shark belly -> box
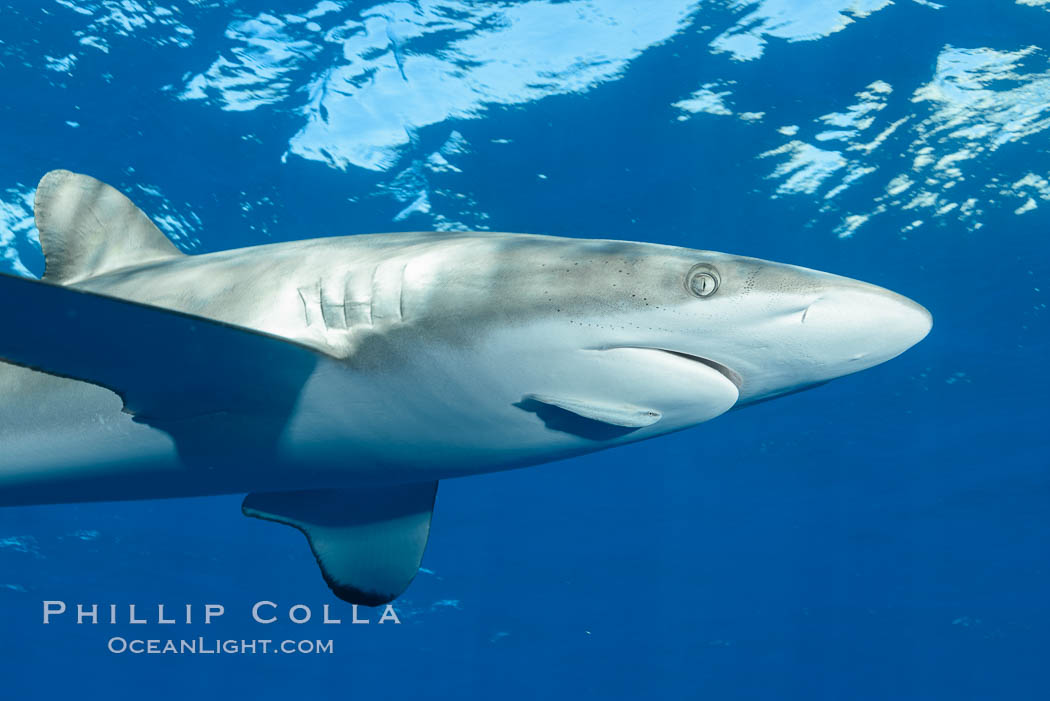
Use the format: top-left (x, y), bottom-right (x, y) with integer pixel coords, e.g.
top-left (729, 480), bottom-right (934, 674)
top-left (277, 324), bottom-right (740, 482)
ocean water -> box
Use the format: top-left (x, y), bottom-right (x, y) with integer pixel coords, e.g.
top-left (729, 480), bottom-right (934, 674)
top-left (0, 0), bottom-right (1047, 698)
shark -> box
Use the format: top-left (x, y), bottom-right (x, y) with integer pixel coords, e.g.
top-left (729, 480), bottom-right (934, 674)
top-left (0, 171), bottom-right (932, 605)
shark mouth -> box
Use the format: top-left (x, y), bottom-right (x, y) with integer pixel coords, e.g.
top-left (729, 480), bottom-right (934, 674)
top-left (588, 346), bottom-right (743, 392)
top-left (592, 346), bottom-right (743, 390)
top-left (642, 348), bottom-right (743, 390)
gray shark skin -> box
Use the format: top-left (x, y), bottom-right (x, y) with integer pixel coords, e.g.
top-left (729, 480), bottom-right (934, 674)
top-left (0, 171), bottom-right (932, 605)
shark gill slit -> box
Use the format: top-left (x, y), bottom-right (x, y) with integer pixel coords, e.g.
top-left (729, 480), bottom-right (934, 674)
top-left (345, 269), bottom-right (373, 329)
top-left (368, 259), bottom-right (407, 325)
top-left (397, 261), bottom-right (407, 322)
top-left (369, 264), bottom-right (380, 326)
top-left (320, 279), bottom-right (347, 332)
top-left (296, 287), bottom-right (311, 326)
top-left (296, 283), bottom-right (321, 328)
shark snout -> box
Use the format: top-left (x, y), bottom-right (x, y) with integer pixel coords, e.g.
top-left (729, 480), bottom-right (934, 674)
top-left (800, 285), bottom-right (932, 368)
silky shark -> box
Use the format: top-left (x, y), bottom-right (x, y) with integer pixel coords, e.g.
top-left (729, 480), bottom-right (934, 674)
top-left (0, 171), bottom-right (932, 605)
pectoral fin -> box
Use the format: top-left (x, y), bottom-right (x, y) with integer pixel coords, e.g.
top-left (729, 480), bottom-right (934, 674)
top-left (242, 482), bottom-right (438, 606)
top-left (523, 393), bottom-right (662, 428)
top-left (0, 272), bottom-right (320, 423)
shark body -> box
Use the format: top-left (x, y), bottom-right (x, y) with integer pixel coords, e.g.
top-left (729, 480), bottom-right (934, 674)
top-left (0, 171), bottom-right (932, 604)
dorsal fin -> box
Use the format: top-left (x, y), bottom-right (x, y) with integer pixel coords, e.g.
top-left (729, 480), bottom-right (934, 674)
top-left (34, 170), bottom-right (185, 284)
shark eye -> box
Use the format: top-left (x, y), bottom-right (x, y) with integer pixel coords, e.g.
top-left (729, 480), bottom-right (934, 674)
top-left (687, 266), bottom-right (719, 298)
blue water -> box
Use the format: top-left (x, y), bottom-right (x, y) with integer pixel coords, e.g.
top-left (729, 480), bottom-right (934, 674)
top-left (1, 1), bottom-right (1048, 698)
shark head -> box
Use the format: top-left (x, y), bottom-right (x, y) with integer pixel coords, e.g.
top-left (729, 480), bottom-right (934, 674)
top-left (579, 245), bottom-right (935, 408)
top-left (383, 234), bottom-right (931, 453)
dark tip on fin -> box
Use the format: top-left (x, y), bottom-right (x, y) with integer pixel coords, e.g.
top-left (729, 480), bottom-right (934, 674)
top-left (241, 483), bottom-right (437, 607)
top-left (328, 582), bottom-right (396, 608)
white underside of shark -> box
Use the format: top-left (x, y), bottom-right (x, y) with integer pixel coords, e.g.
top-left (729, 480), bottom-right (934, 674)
top-left (0, 171), bottom-right (932, 605)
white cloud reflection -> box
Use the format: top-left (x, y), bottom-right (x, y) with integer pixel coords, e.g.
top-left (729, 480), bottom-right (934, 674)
top-left (22, 0), bottom-right (1050, 239)
top-left (709, 0), bottom-right (895, 62)
top-left (181, 0), bottom-right (700, 171)
top-left (756, 44), bottom-right (1050, 236)
top-left (55, 0), bottom-right (196, 54)
top-left (0, 188), bottom-right (37, 276)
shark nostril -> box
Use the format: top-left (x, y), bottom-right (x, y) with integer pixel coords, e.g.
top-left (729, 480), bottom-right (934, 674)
top-left (800, 296), bottom-right (823, 325)
top-left (796, 289), bottom-right (932, 362)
